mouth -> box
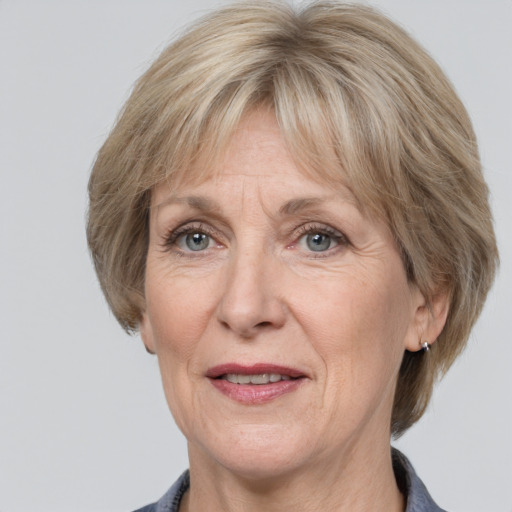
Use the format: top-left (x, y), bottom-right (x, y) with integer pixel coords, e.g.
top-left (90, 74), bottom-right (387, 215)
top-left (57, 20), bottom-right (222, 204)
top-left (222, 373), bottom-right (295, 385)
top-left (206, 364), bottom-right (307, 404)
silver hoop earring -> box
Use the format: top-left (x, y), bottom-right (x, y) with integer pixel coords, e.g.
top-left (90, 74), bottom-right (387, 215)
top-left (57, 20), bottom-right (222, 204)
top-left (421, 341), bottom-right (430, 352)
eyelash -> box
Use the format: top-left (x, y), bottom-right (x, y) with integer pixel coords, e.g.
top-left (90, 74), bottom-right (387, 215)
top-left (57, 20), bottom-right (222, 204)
top-left (292, 223), bottom-right (349, 256)
top-left (162, 222), bottom-right (219, 254)
top-left (160, 221), bottom-right (349, 257)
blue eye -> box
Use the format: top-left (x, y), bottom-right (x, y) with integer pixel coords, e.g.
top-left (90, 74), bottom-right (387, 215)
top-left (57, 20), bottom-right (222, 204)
top-left (304, 233), bottom-right (336, 252)
top-left (183, 232), bottom-right (211, 251)
top-left (306, 233), bottom-right (333, 251)
top-left (296, 226), bottom-right (346, 254)
top-left (163, 223), bottom-right (219, 254)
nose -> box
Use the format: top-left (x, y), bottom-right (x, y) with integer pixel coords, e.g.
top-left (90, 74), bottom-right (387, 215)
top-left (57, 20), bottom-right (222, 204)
top-left (216, 247), bottom-right (286, 338)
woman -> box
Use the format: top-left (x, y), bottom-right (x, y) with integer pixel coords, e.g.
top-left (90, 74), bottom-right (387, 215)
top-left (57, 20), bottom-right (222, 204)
top-left (87, 2), bottom-right (498, 511)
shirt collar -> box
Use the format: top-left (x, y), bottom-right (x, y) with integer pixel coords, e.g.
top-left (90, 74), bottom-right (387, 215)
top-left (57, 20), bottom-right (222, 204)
top-left (153, 449), bottom-right (446, 512)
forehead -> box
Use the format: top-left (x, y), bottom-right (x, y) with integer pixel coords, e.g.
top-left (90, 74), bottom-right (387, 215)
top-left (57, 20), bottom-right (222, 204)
top-left (153, 108), bottom-right (361, 210)
top-left (152, 109), bottom-right (359, 211)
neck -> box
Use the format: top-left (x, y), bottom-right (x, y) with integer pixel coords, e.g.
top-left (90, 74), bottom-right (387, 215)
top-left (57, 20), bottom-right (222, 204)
top-left (181, 441), bottom-right (404, 512)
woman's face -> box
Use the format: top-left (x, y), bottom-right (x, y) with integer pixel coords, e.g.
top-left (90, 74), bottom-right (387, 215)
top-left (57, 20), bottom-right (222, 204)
top-left (141, 109), bottom-right (427, 479)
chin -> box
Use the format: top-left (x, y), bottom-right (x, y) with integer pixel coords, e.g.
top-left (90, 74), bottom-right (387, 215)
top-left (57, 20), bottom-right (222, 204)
top-left (191, 423), bottom-right (315, 481)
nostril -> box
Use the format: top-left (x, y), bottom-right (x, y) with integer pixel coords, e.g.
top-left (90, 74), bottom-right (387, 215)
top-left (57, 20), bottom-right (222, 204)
top-left (255, 321), bottom-right (272, 328)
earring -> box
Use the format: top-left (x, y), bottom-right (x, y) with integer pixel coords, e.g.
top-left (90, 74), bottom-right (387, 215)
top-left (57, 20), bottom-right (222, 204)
top-left (421, 341), bottom-right (430, 352)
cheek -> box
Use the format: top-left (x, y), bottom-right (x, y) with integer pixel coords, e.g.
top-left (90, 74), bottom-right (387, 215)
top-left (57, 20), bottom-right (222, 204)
top-left (144, 276), bottom-right (217, 433)
top-left (290, 267), bottom-right (411, 397)
top-left (145, 272), bottom-right (218, 373)
top-left (293, 267), bottom-right (410, 347)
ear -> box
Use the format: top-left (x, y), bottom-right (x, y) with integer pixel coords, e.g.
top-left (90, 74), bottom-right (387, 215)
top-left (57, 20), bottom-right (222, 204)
top-left (405, 287), bottom-right (450, 352)
top-left (139, 311), bottom-right (156, 355)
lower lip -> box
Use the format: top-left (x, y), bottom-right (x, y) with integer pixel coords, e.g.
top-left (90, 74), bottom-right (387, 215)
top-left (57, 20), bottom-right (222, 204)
top-left (209, 378), bottom-right (304, 404)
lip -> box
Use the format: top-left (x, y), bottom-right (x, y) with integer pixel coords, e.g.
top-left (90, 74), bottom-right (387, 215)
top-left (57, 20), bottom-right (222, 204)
top-left (206, 363), bottom-right (308, 405)
top-left (206, 363), bottom-right (307, 379)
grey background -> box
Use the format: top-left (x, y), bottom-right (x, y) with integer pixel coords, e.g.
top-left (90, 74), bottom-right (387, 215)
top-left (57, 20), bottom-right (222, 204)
top-left (0, 1), bottom-right (510, 511)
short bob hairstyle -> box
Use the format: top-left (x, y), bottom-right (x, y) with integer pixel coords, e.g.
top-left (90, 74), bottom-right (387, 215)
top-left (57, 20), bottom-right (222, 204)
top-left (87, 1), bottom-right (498, 436)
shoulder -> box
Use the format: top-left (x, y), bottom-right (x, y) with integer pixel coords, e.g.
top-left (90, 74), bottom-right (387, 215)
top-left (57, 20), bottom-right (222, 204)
top-left (132, 505), bottom-right (157, 512)
top-left (392, 448), bottom-right (448, 512)
top-left (130, 470), bottom-right (190, 512)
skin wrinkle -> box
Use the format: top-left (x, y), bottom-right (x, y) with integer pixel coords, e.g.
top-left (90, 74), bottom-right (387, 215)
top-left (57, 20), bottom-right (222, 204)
top-left (140, 110), bottom-right (431, 512)
top-left (82, 6), bottom-right (499, 506)
top-left (154, 192), bottom-right (367, 259)
top-left (85, 0), bottom-right (496, 437)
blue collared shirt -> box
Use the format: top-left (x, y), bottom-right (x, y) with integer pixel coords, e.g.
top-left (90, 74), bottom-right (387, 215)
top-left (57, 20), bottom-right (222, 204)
top-left (133, 449), bottom-right (446, 512)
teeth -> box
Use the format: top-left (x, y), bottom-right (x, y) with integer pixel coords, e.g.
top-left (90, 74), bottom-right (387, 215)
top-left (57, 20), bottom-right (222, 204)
top-left (238, 374), bottom-right (251, 385)
top-left (224, 373), bottom-right (294, 385)
top-left (249, 374), bottom-right (268, 385)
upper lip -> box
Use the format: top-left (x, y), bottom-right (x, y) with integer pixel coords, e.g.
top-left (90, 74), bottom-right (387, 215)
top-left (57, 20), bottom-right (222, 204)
top-left (206, 363), bottom-right (307, 379)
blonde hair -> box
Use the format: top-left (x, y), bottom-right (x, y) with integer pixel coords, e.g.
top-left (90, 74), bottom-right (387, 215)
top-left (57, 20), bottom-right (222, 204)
top-left (87, 1), bottom-right (498, 435)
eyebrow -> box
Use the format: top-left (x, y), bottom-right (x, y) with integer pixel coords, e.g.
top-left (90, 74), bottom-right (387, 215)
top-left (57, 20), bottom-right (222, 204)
top-left (278, 197), bottom-right (327, 216)
top-left (155, 193), bottom-right (359, 216)
top-left (155, 195), bottom-right (221, 212)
